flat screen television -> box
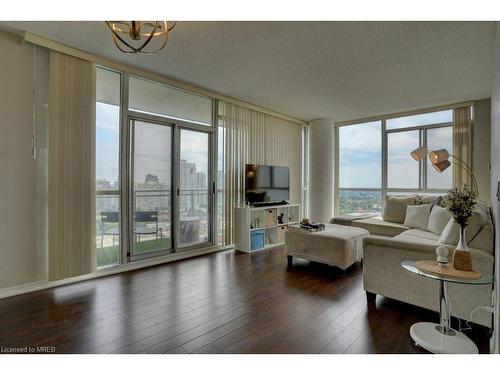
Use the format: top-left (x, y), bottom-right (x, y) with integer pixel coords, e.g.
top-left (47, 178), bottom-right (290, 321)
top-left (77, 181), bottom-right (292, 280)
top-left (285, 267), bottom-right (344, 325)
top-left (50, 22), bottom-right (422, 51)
top-left (245, 164), bottom-right (290, 204)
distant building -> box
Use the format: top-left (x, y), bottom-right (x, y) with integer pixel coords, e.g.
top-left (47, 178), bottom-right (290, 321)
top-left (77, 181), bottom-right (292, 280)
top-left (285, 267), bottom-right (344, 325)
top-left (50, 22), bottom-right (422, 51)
top-left (145, 174), bottom-right (160, 184)
top-left (96, 179), bottom-right (112, 190)
top-left (179, 159), bottom-right (209, 212)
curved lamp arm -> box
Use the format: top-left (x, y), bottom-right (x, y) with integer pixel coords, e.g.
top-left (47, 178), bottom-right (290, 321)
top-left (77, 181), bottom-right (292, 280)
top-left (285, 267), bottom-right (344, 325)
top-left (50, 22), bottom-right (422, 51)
top-left (448, 154), bottom-right (478, 194)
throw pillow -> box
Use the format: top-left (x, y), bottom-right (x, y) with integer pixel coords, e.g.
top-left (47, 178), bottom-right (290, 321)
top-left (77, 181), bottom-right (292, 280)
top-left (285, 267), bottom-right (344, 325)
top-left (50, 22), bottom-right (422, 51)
top-left (403, 204), bottom-right (432, 230)
top-left (383, 195), bottom-right (417, 224)
top-left (427, 205), bottom-right (452, 235)
top-left (437, 205), bottom-right (487, 246)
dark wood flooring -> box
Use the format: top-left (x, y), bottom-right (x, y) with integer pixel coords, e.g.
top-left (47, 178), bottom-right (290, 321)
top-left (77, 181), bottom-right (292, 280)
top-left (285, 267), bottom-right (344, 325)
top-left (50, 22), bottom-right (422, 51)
top-left (0, 246), bottom-right (491, 354)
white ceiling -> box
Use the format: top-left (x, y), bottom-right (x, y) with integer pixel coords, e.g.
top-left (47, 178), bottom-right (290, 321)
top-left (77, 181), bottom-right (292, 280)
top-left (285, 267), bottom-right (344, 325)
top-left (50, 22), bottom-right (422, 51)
top-left (1, 21), bottom-right (495, 122)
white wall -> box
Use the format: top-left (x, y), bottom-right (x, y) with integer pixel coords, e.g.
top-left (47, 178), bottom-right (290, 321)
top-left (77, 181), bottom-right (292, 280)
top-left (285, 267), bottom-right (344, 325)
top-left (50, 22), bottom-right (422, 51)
top-left (308, 118), bottom-right (334, 223)
top-left (0, 31), bottom-right (47, 288)
top-left (490, 22), bottom-right (500, 354)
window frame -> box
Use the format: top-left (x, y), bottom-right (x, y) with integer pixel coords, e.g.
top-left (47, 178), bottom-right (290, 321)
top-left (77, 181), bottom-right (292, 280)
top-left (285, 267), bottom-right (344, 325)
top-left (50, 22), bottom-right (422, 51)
top-left (128, 74), bottom-right (214, 127)
top-left (335, 108), bottom-right (455, 216)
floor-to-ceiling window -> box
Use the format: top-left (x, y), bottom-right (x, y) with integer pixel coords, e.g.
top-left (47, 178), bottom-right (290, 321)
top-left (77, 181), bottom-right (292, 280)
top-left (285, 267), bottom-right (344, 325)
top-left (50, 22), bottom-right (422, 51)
top-left (95, 68), bottom-right (216, 267)
top-left (301, 125), bottom-right (310, 218)
top-left (216, 124), bottom-right (225, 245)
top-left (338, 120), bottom-right (382, 215)
top-left (95, 67), bottom-right (122, 267)
top-left (336, 109), bottom-right (455, 215)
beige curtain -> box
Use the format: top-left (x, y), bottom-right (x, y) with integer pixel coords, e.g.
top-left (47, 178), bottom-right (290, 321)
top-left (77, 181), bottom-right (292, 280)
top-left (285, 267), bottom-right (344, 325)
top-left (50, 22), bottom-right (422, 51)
top-left (48, 51), bottom-right (96, 280)
top-left (453, 106), bottom-right (472, 188)
top-left (219, 101), bottom-right (302, 245)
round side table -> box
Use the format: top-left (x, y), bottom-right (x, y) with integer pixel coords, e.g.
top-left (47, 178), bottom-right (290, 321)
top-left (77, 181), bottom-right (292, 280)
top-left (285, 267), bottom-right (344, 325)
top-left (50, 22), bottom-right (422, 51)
top-left (401, 260), bottom-right (494, 354)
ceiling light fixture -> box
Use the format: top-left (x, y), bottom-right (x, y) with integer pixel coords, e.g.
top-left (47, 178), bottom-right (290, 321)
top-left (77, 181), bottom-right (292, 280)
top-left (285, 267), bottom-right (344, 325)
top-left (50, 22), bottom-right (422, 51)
top-left (105, 21), bottom-right (176, 54)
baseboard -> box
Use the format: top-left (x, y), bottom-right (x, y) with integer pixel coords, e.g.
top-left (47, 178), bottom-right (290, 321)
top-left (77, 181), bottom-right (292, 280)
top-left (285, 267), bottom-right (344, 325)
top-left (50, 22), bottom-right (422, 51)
top-left (0, 244), bottom-right (234, 299)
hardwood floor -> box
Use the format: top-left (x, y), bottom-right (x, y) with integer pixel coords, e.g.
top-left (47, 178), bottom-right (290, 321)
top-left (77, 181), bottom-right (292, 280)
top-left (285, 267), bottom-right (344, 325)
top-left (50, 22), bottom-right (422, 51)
top-left (0, 246), bottom-right (491, 354)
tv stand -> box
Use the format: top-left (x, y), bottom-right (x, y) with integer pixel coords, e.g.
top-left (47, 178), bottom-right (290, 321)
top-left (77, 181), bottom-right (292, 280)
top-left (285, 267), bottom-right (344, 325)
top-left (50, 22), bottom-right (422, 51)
top-left (234, 203), bottom-right (300, 252)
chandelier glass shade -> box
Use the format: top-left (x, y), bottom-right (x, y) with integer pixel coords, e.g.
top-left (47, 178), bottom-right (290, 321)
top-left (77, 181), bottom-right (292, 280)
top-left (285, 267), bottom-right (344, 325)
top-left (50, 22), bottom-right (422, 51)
top-left (105, 21), bottom-right (176, 54)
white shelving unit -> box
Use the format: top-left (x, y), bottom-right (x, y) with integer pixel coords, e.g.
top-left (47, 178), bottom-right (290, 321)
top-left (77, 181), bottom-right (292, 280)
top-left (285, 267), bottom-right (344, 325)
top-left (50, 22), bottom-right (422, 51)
top-left (234, 203), bottom-right (300, 253)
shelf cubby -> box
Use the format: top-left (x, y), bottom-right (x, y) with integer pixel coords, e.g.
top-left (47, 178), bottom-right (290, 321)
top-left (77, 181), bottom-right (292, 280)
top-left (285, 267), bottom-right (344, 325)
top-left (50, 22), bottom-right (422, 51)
top-left (234, 203), bottom-right (301, 253)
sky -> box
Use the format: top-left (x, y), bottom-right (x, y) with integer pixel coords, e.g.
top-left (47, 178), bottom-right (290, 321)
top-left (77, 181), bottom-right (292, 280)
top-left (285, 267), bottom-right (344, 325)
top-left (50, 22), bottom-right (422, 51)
top-left (386, 109), bottom-right (452, 130)
top-left (339, 121), bottom-right (381, 188)
top-left (96, 102), bottom-right (210, 186)
top-left (96, 102), bottom-right (120, 184)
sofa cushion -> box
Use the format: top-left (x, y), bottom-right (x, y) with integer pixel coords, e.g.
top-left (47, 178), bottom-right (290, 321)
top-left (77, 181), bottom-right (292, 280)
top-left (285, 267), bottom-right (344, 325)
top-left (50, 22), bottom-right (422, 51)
top-left (382, 195), bottom-right (417, 223)
top-left (393, 228), bottom-right (441, 246)
top-left (469, 224), bottom-right (494, 254)
top-left (469, 205), bottom-right (494, 253)
top-left (351, 217), bottom-right (409, 237)
top-left (403, 204), bottom-right (432, 230)
top-left (427, 205), bottom-right (452, 235)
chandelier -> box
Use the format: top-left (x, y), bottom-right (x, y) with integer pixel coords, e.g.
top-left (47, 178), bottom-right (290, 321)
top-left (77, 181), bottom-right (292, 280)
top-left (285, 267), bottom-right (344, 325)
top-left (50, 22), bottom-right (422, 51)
top-left (105, 21), bottom-right (176, 54)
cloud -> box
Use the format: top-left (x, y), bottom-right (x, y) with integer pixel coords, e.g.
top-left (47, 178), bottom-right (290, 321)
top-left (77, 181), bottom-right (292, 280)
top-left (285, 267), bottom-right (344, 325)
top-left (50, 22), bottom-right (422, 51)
top-left (96, 102), bottom-right (120, 134)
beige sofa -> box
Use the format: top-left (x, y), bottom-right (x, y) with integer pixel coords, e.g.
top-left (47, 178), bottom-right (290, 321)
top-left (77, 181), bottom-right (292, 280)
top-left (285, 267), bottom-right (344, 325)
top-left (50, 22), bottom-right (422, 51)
top-left (333, 195), bottom-right (495, 327)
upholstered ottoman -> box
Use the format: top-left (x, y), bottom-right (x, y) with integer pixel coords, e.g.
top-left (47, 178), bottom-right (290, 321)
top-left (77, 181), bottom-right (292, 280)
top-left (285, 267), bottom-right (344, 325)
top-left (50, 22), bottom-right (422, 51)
top-left (284, 224), bottom-right (369, 270)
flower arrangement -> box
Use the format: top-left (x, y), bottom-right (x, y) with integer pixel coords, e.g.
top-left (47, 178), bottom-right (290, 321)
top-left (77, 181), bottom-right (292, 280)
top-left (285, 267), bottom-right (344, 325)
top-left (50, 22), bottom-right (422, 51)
top-left (442, 186), bottom-right (478, 226)
top-left (442, 186), bottom-right (478, 271)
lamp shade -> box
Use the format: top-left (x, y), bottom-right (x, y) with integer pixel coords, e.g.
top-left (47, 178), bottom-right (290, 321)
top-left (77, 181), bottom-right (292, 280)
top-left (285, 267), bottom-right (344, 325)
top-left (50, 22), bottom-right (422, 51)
top-left (432, 160), bottom-right (451, 173)
top-left (428, 149), bottom-right (449, 164)
top-left (410, 146), bottom-right (427, 161)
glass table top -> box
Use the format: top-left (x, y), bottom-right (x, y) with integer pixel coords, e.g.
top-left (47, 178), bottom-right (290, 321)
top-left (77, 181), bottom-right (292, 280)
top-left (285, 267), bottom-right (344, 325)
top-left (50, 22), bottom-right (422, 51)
top-left (401, 260), bottom-right (494, 285)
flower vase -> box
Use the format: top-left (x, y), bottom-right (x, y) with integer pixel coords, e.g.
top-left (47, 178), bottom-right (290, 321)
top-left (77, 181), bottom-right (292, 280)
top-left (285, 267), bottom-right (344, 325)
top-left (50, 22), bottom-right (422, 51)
top-left (453, 223), bottom-right (473, 271)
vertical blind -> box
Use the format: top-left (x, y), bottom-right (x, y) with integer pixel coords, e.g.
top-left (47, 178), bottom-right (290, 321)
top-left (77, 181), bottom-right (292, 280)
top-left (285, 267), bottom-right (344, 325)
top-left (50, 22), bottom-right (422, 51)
top-left (218, 101), bottom-right (302, 245)
top-left (453, 106), bottom-right (472, 188)
top-left (48, 51), bottom-right (96, 280)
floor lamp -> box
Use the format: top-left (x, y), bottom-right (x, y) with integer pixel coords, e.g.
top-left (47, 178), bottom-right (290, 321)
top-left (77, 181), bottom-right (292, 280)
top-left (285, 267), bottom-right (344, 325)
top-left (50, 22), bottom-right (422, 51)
top-left (410, 146), bottom-right (479, 272)
top-left (409, 146), bottom-right (478, 194)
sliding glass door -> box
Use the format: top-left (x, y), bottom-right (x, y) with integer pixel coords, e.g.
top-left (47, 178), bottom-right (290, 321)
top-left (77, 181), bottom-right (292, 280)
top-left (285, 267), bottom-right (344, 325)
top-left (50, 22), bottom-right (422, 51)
top-left (127, 118), bottom-right (213, 259)
top-left (178, 129), bottom-right (211, 248)
top-left (130, 119), bottom-right (174, 258)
